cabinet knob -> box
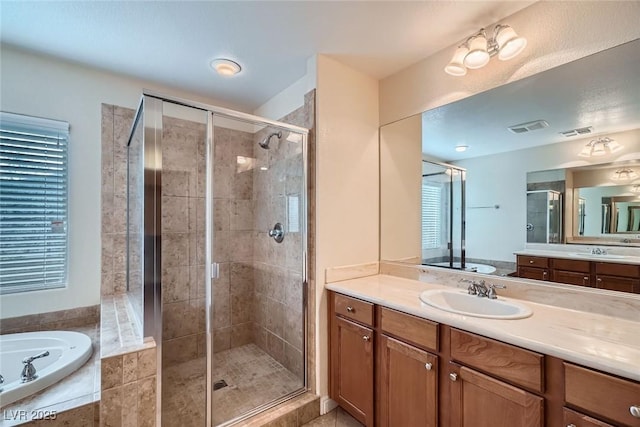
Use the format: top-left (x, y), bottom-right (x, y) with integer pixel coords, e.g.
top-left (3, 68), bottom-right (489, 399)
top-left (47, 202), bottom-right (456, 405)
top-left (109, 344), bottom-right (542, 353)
top-left (543, 271), bottom-right (548, 279)
top-left (449, 373), bottom-right (458, 382)
top-left (346, 306), bottom-right (354, 312)
top-left (631, 405), bottom-right (640, 418)
top-left (362, 335), bottom-right (370, 341)
top-left (424, 363), bottom-right (432, 371)
top-left (529, 260), bottom-right (534, 264)
top-left (566, 424), bottom-right (576, 427)
top-left (597, 278), bottom-right (602, 283)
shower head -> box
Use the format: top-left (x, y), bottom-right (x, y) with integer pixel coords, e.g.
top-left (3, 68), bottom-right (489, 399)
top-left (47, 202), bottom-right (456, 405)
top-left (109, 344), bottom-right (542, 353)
top-left (259, 131), bottom-right (282, 149)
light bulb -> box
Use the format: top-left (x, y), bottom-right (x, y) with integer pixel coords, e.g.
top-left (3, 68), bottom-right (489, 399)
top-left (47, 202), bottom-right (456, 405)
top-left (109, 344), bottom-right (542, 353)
top-left (496, 26), bottom-right (527, 60)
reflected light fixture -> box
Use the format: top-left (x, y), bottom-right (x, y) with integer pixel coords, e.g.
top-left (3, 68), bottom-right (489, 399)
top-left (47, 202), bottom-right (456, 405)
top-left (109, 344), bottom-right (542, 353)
top-left (611, 168), bottom-right (638, 181)
top-left (578, 136), bottom-right (622, 157)
top-left (631, 185), bottom-right (640, 193)
top-left (210, 58), bottom-right (242, 76)
top-left (445, 24), bottom-right (526, 76)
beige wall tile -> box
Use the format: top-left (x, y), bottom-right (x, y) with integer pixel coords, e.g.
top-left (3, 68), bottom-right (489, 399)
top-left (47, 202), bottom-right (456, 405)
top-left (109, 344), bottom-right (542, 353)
top-left (137, 376), bottom-right (157, 427)
top-left (162, 266), bottom-right (190, 303)
top-left (100, 386), bottom-right (123, 427)
top-left (123, 353), bottom-right (138, 384)
top-left (137, 348), bottom-right (156, 379)
top-left (101, 355), bottom-right (123, 390)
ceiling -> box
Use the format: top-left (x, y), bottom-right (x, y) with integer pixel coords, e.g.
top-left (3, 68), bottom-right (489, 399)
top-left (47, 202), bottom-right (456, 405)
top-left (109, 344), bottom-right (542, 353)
top-left (422, 39), bottom-right (640, 161)
top-left (0, 1), bottom-right (534, 112)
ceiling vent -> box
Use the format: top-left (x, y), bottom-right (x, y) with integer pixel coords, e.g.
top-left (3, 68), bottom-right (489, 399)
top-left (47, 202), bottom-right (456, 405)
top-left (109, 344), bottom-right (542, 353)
top-left (560, 126), bottom-right (594, 137)
top-left (508, 120), bottom-right (549, 134)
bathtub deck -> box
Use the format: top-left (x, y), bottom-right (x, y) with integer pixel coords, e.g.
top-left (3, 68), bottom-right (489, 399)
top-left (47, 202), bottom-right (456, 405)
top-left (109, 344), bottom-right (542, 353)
top-left (0, 323), bottom-right (100, 427)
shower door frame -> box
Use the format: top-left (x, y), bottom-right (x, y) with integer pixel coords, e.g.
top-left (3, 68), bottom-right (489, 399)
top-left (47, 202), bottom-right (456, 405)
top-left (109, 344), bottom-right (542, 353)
top-left (135, 90), bottom-right (310, 427)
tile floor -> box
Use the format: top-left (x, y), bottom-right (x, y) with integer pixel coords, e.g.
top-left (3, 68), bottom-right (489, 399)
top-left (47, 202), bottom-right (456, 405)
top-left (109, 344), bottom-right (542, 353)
top-left (301, 407), bottom-right (363, 427)
top-left (162, 343), bottom-right (303, 426)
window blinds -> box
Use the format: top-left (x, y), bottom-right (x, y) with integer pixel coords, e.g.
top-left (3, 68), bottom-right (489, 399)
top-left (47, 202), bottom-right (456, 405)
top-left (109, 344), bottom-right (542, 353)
top-left (421, 184), bottom-right (441, 249)
top-left (0, 112), bottom-right (69, 294)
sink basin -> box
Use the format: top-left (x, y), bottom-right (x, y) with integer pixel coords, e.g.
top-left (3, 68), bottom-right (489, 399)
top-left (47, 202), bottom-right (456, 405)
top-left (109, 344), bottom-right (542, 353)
top-left (419, 289), bottom-right (532, 319)
top-left (569, 253), bottom-right (628, 260)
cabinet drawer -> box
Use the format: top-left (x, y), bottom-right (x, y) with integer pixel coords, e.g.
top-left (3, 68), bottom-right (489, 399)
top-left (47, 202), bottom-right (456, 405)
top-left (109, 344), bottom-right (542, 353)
top-left (518, 266), bottom-right (549, 281)
top-left (552, 258), bottom-right (591, 273)
top-left (379, 307), bottom-right (438, 352)
top-left (596, 275), bottom-right (640, 294)
top-left (518, 255), bottom-right (549, 268)
top-left (565, 363), bottom-right (640, 426)
top-left (553, 270), bottom-right (591, 287)
top-left (564, 408), bottom-right (615, 427)
top-left (595, 262), bottom-right (640, 278)
top-left (450, 329), bottom-right (544, 393)
top-left (334, 293), bottom-right (374, 326)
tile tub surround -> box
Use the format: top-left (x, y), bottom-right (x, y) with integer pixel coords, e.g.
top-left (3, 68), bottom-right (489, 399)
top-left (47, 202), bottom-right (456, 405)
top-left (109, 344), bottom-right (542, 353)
top-left (0, 323), bottom-right (100, 427)
top-left (0, 305), bottom-right (99, 334)
top-left (326, 273), bottom-right (640, 382)
top-left (99, 346), bottom-right (157, 427)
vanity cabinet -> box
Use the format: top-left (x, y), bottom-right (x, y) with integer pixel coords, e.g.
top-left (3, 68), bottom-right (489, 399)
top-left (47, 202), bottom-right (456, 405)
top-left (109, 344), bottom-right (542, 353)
top-left (328, 290), bottom-right (640, 427)
top-left (329, 293), bottom-right (374, 426)
top-left (516, 255), bottom-right (640, 294)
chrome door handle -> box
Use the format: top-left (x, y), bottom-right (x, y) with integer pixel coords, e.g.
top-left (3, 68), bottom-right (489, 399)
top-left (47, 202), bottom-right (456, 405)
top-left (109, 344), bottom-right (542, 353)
top-left (449, 373), bottom-right (458, 381)
top-left (362, 335), bottom-right (370, 342)
top-left (424, 363), bottom-right (432, 371)
top-left (346, 306), bottom-right (354, 313)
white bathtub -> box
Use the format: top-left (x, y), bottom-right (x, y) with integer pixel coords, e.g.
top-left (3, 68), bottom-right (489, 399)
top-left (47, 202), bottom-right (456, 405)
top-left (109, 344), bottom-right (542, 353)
top-left (0, 331), bottom-right (92, 408)
top-left (430, 261), bottom-right (497, 274)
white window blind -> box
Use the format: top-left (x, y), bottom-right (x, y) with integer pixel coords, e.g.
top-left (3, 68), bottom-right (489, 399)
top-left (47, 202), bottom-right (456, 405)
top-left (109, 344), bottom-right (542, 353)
top-left (422, 184), bottom-right (441, 249)
top-left (0, 112), bottom-right (69, 294)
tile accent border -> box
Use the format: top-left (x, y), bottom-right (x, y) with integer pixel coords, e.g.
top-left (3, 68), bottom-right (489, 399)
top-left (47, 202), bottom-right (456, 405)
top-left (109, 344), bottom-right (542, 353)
top-left (0, 305), bottom-right (99, 335)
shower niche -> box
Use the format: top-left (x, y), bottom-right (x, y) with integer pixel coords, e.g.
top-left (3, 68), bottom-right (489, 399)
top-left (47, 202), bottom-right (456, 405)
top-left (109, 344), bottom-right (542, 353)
top-left (127, 93), bottom-right (309, 426)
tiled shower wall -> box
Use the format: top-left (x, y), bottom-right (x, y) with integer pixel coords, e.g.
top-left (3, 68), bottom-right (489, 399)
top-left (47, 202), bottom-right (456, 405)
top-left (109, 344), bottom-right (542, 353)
top-left (251, 92), bottom-right (315, 381)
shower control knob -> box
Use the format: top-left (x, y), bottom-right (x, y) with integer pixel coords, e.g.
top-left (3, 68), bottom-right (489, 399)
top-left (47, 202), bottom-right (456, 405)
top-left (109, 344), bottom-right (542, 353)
top-left (268, 223), bottom-right (285, 243)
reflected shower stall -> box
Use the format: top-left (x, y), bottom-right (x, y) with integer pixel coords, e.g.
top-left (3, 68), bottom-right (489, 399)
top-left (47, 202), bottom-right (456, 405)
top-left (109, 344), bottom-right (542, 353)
top-left (127, 92), bottom-right (308, 426)
top-left (526, 190), bottom-right (562, 243)
top-left (421, 160), bottom-right (466, 270)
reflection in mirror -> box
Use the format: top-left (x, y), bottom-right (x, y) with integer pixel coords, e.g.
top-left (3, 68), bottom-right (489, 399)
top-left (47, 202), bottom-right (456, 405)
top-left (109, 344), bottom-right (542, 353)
top-left (380, 39), bottom-right (640, 281)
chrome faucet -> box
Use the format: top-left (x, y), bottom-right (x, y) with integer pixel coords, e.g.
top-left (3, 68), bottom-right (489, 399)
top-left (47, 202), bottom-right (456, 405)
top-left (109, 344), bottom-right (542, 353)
top-left (21, 351), bottom-right (50, 383)
top-left (459, 278), bottom-right (506, 299)
top-left (590, 247), bottom-right (607, 255)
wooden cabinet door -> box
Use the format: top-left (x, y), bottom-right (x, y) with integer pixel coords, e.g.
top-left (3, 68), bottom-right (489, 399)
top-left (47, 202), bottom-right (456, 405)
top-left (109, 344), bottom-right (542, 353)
top-left (553, 270), bottom-right (591, 287)
top-left (378, 335), bottom-right (437, 427)
top-left (595, 275), bottom-right (640, 294)
top-left (330, 315), bottom-right (374, 426)
top-left (518, 266), bottom-right (549, 281)
top-left (449, 363), bottom-right (543, 427)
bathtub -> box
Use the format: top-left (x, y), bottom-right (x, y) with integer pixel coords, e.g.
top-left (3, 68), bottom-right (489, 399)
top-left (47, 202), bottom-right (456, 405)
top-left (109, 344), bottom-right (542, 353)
top-left (0, 331), bottom-right (92, 408)
top-left (430, 261), bottom-right (497, 275)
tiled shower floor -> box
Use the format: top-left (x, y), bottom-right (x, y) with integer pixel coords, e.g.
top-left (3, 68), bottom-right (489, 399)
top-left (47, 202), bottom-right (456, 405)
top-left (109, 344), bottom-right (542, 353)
top-left (162, 343), bottom-right (302, 426)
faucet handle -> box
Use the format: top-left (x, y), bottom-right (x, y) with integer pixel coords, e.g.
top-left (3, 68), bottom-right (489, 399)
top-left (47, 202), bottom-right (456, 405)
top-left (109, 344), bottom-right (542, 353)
top-left (487, 283), bottom-right (506, 299)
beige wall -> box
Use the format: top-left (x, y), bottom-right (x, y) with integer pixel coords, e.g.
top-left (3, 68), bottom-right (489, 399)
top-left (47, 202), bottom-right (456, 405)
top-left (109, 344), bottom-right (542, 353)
top-left (315, 55), bottom-right (380, 398)
top-left (380, 1), bottom-right (640, 125)
top-left (380, 114), bottom-right (422, 262)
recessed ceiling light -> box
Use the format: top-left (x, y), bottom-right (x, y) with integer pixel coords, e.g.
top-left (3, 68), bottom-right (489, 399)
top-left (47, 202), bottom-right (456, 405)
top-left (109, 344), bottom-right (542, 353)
top-left (210, 58), bottom-right (241, 76)
top-left (455, 145), bottom-right (468, 152)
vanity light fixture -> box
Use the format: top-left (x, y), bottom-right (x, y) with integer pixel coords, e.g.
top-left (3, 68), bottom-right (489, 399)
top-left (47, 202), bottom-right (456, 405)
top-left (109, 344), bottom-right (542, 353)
top-left (578, 137), bottom-right (622, 157)
top-left (210, 58), bottom-right (242, 76)
top-left (611, 168), bottom-right (638, 181)
top-left (631, 185), bottom-right (640, 193)
top-left (444, 24), bottom-right (527, 76)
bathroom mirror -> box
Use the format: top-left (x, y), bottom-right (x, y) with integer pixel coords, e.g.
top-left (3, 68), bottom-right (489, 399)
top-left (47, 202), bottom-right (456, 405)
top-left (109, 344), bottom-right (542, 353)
top-left (380, 39), bottom-right (640, 277)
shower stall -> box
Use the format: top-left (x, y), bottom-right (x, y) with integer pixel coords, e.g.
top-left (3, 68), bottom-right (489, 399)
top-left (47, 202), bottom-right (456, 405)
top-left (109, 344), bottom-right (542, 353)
top-left (126, 92), bottom-right (308, 426)
top-left (421, 160), bottom-right (466, 270)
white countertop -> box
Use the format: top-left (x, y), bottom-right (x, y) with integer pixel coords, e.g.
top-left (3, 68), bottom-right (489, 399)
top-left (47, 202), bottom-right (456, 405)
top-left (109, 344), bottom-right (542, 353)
top-left (326, 274), bottom-right (640, 382)
top-left (514, 249), bottom-right (640, 265)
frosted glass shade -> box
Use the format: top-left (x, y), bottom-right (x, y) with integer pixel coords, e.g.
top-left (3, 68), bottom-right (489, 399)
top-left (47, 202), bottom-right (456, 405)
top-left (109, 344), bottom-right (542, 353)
top-left (445, 46), bottom-right (469, 76)
top-left (464, 35), bottom-right (490, 69)
top-left (496, 26), bottom-right (527, 60)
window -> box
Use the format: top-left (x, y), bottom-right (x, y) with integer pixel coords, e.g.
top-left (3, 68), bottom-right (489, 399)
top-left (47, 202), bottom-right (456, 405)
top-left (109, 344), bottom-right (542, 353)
top-left (0, 112), bottom-right (69, 294)
top-left (421, 183), bottom-right (441, 250)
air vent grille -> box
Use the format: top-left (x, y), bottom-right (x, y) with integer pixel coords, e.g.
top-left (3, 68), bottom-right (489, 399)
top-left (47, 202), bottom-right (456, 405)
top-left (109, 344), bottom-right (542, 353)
top-left (508, 120), bottom-right (549, 134)
top-left (560, 126), bottom-right (594, 137)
